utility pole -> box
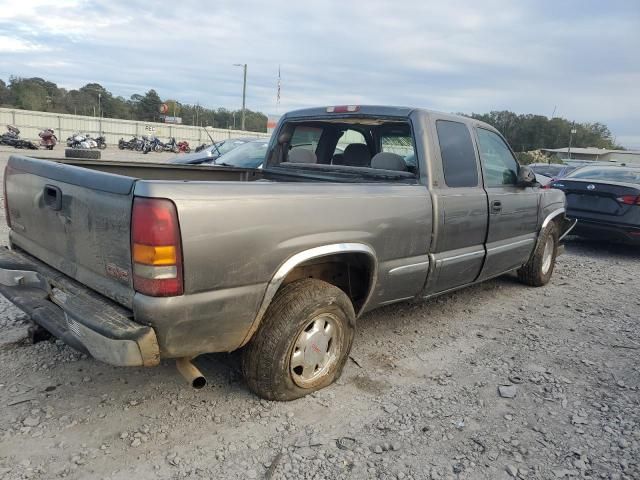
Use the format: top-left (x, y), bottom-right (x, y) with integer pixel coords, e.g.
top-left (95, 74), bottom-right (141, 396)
top-left (568, 122), bottom-right (576, 161)
top-left (233, 63), bottom-right (247, 130)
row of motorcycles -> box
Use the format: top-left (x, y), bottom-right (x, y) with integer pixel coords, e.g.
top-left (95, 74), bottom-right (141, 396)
top-left (66, 133), bottom-right (107, 149)
top-left (118, 136), bottom-right (191, 154)
top-left (0, 125), bottom-right (58, 150)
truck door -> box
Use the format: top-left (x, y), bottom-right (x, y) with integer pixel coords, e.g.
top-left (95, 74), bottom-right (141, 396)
top-left (423, 119), bottom-right (489, 294)
top-left (474, 127), bottom-right (539, 281)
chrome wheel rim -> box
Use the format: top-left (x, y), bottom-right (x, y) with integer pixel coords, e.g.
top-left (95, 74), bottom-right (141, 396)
top-left (290, 313), bottom-right (340, 388)
top-left (541, 236), bottom-right (554, 275)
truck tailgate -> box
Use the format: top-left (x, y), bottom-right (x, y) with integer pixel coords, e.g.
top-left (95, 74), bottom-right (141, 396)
top-left (5, 155), bottom-right (136, 307)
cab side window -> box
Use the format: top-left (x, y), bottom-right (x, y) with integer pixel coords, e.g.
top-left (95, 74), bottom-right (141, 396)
top-left (436, 120), bottom-right (479, 188)
top-left (476, 128), bottom-right (519, 187)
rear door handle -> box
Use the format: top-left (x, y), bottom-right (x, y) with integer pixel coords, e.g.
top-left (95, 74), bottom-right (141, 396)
top-left (490, 200), bottom-right (502, 213)
top-left (43, 185), bottom-right (62, 211)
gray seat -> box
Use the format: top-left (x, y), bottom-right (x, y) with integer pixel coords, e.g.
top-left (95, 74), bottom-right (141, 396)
top-left (342, 144), bottom-right (371, 167)
top-left (288, 147), bottom-right (317, 163)
top-left (370, 152), bottom-right (407, 171)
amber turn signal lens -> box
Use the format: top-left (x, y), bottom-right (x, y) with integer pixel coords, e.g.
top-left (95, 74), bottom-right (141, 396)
top-left (132, 243), bottom-right (177, 266)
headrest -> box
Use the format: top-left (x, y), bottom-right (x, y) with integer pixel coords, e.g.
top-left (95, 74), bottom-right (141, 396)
top-left (288, 147), bottom-right (317, 163)
top-left (370, 152), bottom-right (407, 171)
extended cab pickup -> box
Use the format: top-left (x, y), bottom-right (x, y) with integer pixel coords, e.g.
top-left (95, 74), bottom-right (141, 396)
top-left (0, 106), bottom-right (574, 400)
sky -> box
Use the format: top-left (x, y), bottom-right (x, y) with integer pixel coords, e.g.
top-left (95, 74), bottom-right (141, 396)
top-left (0, 0), bottom-right (639, 148)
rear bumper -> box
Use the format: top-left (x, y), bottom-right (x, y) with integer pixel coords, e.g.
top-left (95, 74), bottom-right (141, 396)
top-left (0, 247), bottom-right (160, 367)
top-left (569, 218), bottom-right (640, 245)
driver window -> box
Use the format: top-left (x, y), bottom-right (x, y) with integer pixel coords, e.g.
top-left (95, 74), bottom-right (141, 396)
top-left (476, 128), bottom-right (519, 187)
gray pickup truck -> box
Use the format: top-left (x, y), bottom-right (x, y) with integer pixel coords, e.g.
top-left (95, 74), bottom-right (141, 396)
top-left (1, 106), bottom-right (573, 400)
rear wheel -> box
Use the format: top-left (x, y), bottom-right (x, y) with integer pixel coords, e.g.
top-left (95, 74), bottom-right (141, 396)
top-left (242, 279), bottom-right (355, 401)
top-left (517, 222), bottom-right (558, 286)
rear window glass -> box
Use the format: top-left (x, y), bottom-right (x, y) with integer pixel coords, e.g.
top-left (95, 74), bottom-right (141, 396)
top-left (436, 120), bottom-right (478, 188)
top-left (567, 167), bottom-right (640, 184)
top-left (274, 119), bottom-right (419, 180)
top-left (291, 126), bottom-right (322, 152)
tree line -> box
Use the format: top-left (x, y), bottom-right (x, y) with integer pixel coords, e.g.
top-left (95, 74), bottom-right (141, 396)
top-left (0, 76), bottom-right (622, 150)
top-left (469, 111), bottom-right (622, 151)
top-left (0, 76), bottom-right (268, 132)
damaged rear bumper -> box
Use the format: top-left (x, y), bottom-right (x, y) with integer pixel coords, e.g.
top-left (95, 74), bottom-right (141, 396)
top-left (0, 246), bottom-right (159, 367)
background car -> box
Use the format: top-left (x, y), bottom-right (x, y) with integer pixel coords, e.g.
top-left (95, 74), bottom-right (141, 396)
top-left (547, 165), bottom-right (640, 244)
top-left (207, 139), bottom-right (270, 168)
top-left (530, 163), bottom-right (578, 184)
top-left (168, 137), bottom-right (260, 165)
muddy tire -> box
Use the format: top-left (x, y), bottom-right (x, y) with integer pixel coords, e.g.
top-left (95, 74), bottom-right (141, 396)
top-left (242, 279), bottom-right (356, 401)
top-left (65, 148), bottom-right (101, 160)
top-left (517, 222), bottom-right (558, 287)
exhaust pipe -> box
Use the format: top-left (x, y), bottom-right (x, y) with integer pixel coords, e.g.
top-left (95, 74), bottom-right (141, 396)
top-left (176, 357), bottom-right (207, 389)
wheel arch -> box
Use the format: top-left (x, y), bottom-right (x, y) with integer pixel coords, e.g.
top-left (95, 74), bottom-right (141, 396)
top-left (239, 243), bottom-right (378, 347)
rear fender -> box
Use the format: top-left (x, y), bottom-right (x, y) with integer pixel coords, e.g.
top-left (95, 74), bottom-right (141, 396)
top-left (239, 243), bottom-right (377, 347)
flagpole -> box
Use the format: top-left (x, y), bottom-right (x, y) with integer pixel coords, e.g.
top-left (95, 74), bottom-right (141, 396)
top-left (276, 64), bottom-right (281, 114)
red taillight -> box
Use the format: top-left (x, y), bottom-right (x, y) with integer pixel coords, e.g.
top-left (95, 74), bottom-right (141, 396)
top-left (617, 195), bottom-right (640, 205)
top-left (131, 197), bottom-right (183, 297)
top-left (3, 165), bottom-right (13, 228)
top-left (326, 105), bottom-right (360, 113)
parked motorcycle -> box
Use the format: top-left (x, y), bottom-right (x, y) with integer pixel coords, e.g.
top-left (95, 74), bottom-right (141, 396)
top-left (144, 136), bottom-right (165, 154)
top-left (118, 136), bottom-right (135, 149)
top-left (194, 143), bottom-right (208, 153)
top-left (94, 135), bottom-right (107, 150)
top-left (1, 125), bottom-right (38, 149)
top-left (163, 137), bottom-right (179, 153)
top-left (177, 140), bottom-right (191, 153)
top-left (67, 133), bottom-right (98, 149)
top-left (38, 128), bottom-right (58, 150)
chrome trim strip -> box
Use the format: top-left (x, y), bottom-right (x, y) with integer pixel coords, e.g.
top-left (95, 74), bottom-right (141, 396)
top-left (486, 237), bottom-right (535, 254)
top-left (388, 261), bottom-right (430, 276)
top-left (436, 249), bottom-right (485, 264)
top-left (379, 296), bottom-right (415, 306)
top-left (559, 218), bottom-right (578, 241)
top-left (541, 208), bottom-right (566, 230)
top-left (242, 243), bottom-right (378, 346)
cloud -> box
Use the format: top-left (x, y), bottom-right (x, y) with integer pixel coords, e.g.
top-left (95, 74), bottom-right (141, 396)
top-left (0, 0), bottom-right (638, 147)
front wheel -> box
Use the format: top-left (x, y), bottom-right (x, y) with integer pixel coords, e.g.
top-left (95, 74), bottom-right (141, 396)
top-left (242, 279), bottom-right (355, 401)
top-left (98, 143), bottom-right (107, 150)
top-left (517, 222), bottom-right (558, 286)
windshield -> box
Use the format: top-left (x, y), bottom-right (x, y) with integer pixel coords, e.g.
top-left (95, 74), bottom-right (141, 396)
top-left (215, 139), bottom-right (247, 156)
top-left (216, 141), bottom-right (269, 168)
top-left (566, 166), bottom-right (640, 184)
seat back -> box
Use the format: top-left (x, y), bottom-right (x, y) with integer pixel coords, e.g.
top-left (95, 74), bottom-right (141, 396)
top-left (342, 143), bottom-right (371, 167)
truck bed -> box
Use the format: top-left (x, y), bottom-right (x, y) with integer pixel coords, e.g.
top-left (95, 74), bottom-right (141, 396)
top-left (45, 158), bottom-right (264, 182)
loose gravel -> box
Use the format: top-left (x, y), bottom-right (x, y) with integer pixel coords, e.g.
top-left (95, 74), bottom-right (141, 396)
top-left (0, 147), bottom-right (638, 479)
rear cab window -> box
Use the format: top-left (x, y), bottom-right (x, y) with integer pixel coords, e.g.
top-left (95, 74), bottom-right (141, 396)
top-left (435, 120), bottom-right (479, 188)
top-left (268, 115), bottom-right (419, 182)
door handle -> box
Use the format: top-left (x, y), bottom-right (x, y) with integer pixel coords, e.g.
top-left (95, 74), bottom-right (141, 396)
top-left (490, 200), bottom-right (502, 213)
top-left (43, 185), bottom-right (62, 211)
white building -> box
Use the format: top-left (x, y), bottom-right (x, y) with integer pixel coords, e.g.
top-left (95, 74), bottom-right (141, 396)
top-left (540, 147), bottom-right (640, 166)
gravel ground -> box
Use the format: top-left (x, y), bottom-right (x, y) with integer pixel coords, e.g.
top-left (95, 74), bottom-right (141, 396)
top-left (0, 146), bottom-right (638, 480)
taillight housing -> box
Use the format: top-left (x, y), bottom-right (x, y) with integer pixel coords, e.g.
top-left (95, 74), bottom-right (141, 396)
top-left (617, 195), bottom-right (640, 206)
top-left (131, 197), bottom-right (184, 297)
top-left (3, 164), bottom-right (13, 228)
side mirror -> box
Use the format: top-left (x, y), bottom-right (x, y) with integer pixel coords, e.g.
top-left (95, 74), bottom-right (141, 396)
top-left (517, 165), bottom-right (537, 187)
